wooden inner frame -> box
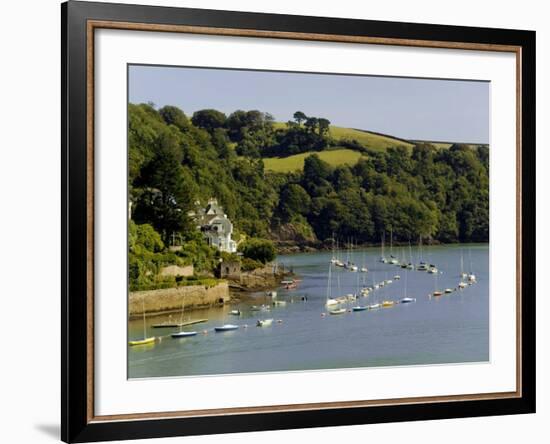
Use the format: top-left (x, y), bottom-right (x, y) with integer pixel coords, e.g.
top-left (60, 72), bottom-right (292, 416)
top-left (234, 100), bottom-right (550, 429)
top-left (86, 19), bottom-right (523, 424)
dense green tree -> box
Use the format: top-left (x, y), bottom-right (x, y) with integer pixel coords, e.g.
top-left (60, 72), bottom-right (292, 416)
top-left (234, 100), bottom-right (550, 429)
top-left (278, 183), bottom-right (311, 220)
top-left (239, 238), bottom-right (276, 264)
top-left (318, 118), bottom-right (331, 137)
top-left (191, 109), bottom-right (227, 132)
top-left (293, 111), bottom-right (307, 125)
top-left (132, 129), bottom-right (194, 243)
top-left (159, 105), bottom-right (189, 131)
top-left (304, 117), bottom-right (319, 134)
top-left (129, 102), bottom-right (489, 256)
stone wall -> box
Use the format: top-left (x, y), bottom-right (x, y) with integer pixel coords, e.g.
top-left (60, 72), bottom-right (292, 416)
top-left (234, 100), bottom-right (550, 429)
top-left (129, 282), bottom-right (229, 318)
top-left (159, 264), bottom-right (194, 277)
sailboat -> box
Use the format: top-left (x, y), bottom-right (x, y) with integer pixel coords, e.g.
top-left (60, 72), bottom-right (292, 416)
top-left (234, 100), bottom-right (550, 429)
top-left (379, 232), bottom-right (388, 263)
top-left (388, 228), bottom-right (399, 265)
top-left (215, 302), bottom-right (240, 332)
top-left (416, 236), bottom-right (429, 271)
top-left (171, 294), bottom-right (198, 338)
top-left (352, 268), bottom-right (369, 311)
top-left (129, 296), bottom-right (156, 346)
top-left (368, 272), bottom-right (381, 309)
top-left (369, 279), bottom-right (381, 309)
top-left (427, 265), bottom-right (438, 274)
top-left (256, 318), bottom-right (274, 327)
top-left (346, 239), bottom-right (358, 271)
top-left (360, 253), bottom-right (368, 272)
top-left (400, 270), bottom-right (416, 303)
top-left (214, 324), bottom-right (239, 332)
top-left (460, 249), bottom-right (468, 279)
top-left (325, 265), bottom-right (340, 307)
top-left (334, 239), bottom-right (345, 267)
top-left (432, 270), bottom-right (443, 297)
top-left (467, 249), bottom-right (477, 283)
top-left (329, 307), bottom-right (347, 315)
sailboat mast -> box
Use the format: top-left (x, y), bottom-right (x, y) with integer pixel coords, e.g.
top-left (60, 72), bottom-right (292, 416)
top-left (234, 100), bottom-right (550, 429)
top-left (178, 294), bottom-right (186, 332)
top-left (142, 295), bottom-right (147, 339)
top-left (326, 265), bottom-right (332, 301)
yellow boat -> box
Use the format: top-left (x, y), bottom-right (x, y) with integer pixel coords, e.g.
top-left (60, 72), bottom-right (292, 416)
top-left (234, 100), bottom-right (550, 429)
top-left (129, 337), bottom-right (155, 346)
top-left (382, 300), bottom-right (395, 307)
top-left (130, 295), bottom-right (155, 346)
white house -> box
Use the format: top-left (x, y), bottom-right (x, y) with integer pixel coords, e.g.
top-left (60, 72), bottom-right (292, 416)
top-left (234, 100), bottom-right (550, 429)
top-left (196, 198), bottom-right (237, 253)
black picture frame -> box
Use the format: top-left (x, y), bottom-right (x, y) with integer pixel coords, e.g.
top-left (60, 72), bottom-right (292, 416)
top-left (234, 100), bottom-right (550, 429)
top-left (62, 1), bottom-right (536, 442)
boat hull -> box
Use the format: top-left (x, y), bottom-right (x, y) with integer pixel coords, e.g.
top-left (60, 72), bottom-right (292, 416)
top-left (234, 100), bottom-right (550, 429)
top-left (171, 331), bottom-right (198, 338)
top-left (214, 325), bottom-right (239, 332)
top-left (329, 309), bottom-right (346, 315)
top-left (129, 337), bottom-right (155, 346)
top-left (400, 298), bottom-right (416, 303)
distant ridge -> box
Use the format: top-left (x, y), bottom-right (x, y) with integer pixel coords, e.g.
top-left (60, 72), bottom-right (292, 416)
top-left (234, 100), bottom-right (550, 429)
top-left (352, 128), bottom-right (414, 146)
top-left (354, 128), bottom-right (488, 147)
top-left (409, 139), bottom-right (489, 147)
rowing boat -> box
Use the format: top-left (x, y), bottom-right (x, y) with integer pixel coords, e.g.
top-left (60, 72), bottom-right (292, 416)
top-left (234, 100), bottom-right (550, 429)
top-left (129, 337), bottom-right (155, 346)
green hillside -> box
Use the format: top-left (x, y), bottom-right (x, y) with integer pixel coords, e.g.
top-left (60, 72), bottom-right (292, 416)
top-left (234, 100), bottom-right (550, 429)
top-left (273, 122), bottom-right (413, 151)
top-left (263, 148), bottom-right (365, 173)
top-left (328, 127), bottom-right (414, 151)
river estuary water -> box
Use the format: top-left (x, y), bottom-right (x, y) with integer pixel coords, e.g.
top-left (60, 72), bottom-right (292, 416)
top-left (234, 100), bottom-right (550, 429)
top-left (128, 244), bottom-right (489, 378)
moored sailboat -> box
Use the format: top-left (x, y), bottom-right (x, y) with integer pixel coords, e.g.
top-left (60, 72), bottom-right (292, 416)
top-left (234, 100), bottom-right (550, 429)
top-left (171, 294), bottom-right (197, 339)
top-left (388, 228), bottom-right (399, 265)
top-left (325, 265), bottom-right (342, 307)
top-left (214, 324), bottom-right (239, 332)
top-left (129, 295), bottom-right (156, 346)
top-left (399, 270), bottom-right (416, 304)
top-left (432, 269), bottom-right (443, 296)
top-left (379, 232), bottom-right (388, 263)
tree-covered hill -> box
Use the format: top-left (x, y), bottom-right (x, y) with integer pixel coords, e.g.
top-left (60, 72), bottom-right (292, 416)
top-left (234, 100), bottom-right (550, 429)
top-left (129, 103), bottom-right (489, 250)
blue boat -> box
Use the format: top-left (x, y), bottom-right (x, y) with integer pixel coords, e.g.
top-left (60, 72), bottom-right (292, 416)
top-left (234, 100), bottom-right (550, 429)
top-left (400, 297), bottom-right (416, 304)
top-left (171, 331), bottom-right (198, 338)
top-left (214, 324), bottom-right (239, 332)
top-left (352, 306), bottom-right (369, 312)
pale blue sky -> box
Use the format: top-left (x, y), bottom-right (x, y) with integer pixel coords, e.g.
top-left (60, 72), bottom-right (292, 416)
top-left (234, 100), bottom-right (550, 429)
top-left (129, 65), bottom-right (490, 144)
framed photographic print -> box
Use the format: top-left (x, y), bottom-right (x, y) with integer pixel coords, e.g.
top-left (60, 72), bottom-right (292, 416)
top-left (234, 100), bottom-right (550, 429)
top-left (61, 1), bottom-right (536, 442)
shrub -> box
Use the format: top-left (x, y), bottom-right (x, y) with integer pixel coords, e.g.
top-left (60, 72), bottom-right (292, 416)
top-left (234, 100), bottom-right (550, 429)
top-left (238, 238), bottom-right (276, 264)
top-left (241, 257), bottom-right (263, 271)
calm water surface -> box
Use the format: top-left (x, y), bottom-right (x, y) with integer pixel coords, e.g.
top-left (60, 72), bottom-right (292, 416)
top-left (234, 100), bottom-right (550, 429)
top-left (128, 244), bottom-right (489, 378)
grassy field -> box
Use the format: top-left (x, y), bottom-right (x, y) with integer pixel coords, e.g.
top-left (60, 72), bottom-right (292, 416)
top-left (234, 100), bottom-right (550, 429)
top-left (328, 127), bottom-right (414, 151)
top-left (263, 148), bottom-right (365, 173)
top-left (273, 122), bottom-right (413, 151)
top-left (263, 124), bottom-right (487, 172)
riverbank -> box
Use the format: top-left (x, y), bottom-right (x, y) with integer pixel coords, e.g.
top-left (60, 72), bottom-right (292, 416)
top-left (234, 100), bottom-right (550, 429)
top-left (228, 264), bottom-right (293, 292)
top-left (129, 282), bottom-right (229, 319)
top-left (274, 239), bottom-right (484, 254)
top-left (129, 244), bottom-right (489, 378)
